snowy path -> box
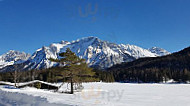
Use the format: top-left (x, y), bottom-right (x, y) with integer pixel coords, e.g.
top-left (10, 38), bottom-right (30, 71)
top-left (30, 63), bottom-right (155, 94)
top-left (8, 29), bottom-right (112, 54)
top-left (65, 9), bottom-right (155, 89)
top-left (0, 90), bottom-right (67, 106)
top-left (1, 82), bottom-right (190, 106)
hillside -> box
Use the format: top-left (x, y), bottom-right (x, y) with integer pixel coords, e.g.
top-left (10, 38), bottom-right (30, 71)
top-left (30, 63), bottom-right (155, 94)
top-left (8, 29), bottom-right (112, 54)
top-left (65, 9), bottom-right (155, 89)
top-left (108, 47), bottom-right (190, 83)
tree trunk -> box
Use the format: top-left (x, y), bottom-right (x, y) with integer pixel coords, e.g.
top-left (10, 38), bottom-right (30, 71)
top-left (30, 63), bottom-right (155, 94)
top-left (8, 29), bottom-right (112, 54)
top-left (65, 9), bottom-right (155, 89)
top-left (14, 70), bottom-right (17, 88)
top-left (32, 70), bottom-right (35, 87)
top-left (70, 77), bottom-right (74, 94)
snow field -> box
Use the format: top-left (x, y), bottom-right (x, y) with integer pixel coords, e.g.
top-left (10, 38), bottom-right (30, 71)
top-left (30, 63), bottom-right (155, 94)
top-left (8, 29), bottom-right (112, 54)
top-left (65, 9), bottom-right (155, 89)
top-left (1, 82), bottom-right (190, 106)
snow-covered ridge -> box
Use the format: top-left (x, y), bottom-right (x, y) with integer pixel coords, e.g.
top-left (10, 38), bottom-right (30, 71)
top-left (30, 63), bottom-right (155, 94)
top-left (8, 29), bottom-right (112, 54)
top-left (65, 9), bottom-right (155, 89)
top-left (149, 47), bottom-right (170, 56)
top-left (119, 44), bottom-right (158, 59)
top-left (0, 50), bottom-right (31, 69)
top-left (0, 36), bottom-right (170, 70)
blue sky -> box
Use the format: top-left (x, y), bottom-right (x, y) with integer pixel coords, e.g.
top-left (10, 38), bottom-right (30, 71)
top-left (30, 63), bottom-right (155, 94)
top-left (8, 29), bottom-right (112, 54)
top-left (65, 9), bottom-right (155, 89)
top-left (0, 0), bottom-right (190, 55)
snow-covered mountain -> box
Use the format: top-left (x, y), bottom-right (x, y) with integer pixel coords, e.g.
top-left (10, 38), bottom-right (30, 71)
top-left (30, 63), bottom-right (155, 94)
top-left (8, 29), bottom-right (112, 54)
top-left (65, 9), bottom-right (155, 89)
top-left (119, 44), bottom-right (158, 59)
top-left (24, 37), bottom-right (134, 70)
top-left (22, 37), bottom-right (169, 70)
top-left (0, 50), bottom-right (31, 69)
top-left (149, 47), bottom-right (170, 56)
top-left (0, 36), bottom-right (170, 71)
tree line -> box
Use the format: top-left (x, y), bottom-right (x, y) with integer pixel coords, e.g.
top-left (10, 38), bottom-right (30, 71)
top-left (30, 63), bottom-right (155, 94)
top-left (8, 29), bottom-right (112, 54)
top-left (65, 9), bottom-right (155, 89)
top-left (108, 47), bottom-right (190, 83)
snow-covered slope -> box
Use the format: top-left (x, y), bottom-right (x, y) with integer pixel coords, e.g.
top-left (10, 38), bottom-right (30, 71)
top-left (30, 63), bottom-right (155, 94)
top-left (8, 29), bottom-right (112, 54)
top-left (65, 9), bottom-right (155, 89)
top-left (149, 47), bottom-right (170, 56)
top-left (0, 50), bottom-right (30, 69)
top-left (25, 41), bottom-right (70, 69)
top-left (23, 37), bottom-right (169, 70)
top-left (24, 37), bottom-right (134, 70)
top-left (119, 44), bottom-right (158, 59)
top-left (0, 36), bottom-right (170, 71)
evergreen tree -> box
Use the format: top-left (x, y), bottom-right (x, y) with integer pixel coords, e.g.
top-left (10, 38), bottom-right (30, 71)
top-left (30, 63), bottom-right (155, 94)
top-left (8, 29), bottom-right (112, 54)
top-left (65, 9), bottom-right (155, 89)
top-left (50, 48), bottom-right (95, 94)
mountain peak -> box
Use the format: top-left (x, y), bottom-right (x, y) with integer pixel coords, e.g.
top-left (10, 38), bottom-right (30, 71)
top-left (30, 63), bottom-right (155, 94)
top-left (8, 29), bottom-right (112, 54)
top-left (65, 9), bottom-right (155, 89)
top-left (83, 36), bottom-right (99, 40)
top-left (73, 36), bottom-right (101, 43)
top-left (0, 50), bottom-right (31, 69)
top-left (119, 44), bottom-right (157, 59)
top-left (149, 47), bottom-right (170, 56)
top-left (60, 40), bottom-right (70, 44)
top-left (5, 50), bottom-right (30, 57)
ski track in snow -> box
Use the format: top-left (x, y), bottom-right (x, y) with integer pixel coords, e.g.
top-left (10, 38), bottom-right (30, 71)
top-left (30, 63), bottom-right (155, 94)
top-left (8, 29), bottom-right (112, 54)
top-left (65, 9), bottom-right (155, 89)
top-left (1, 82), bottom-right (190, 106)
